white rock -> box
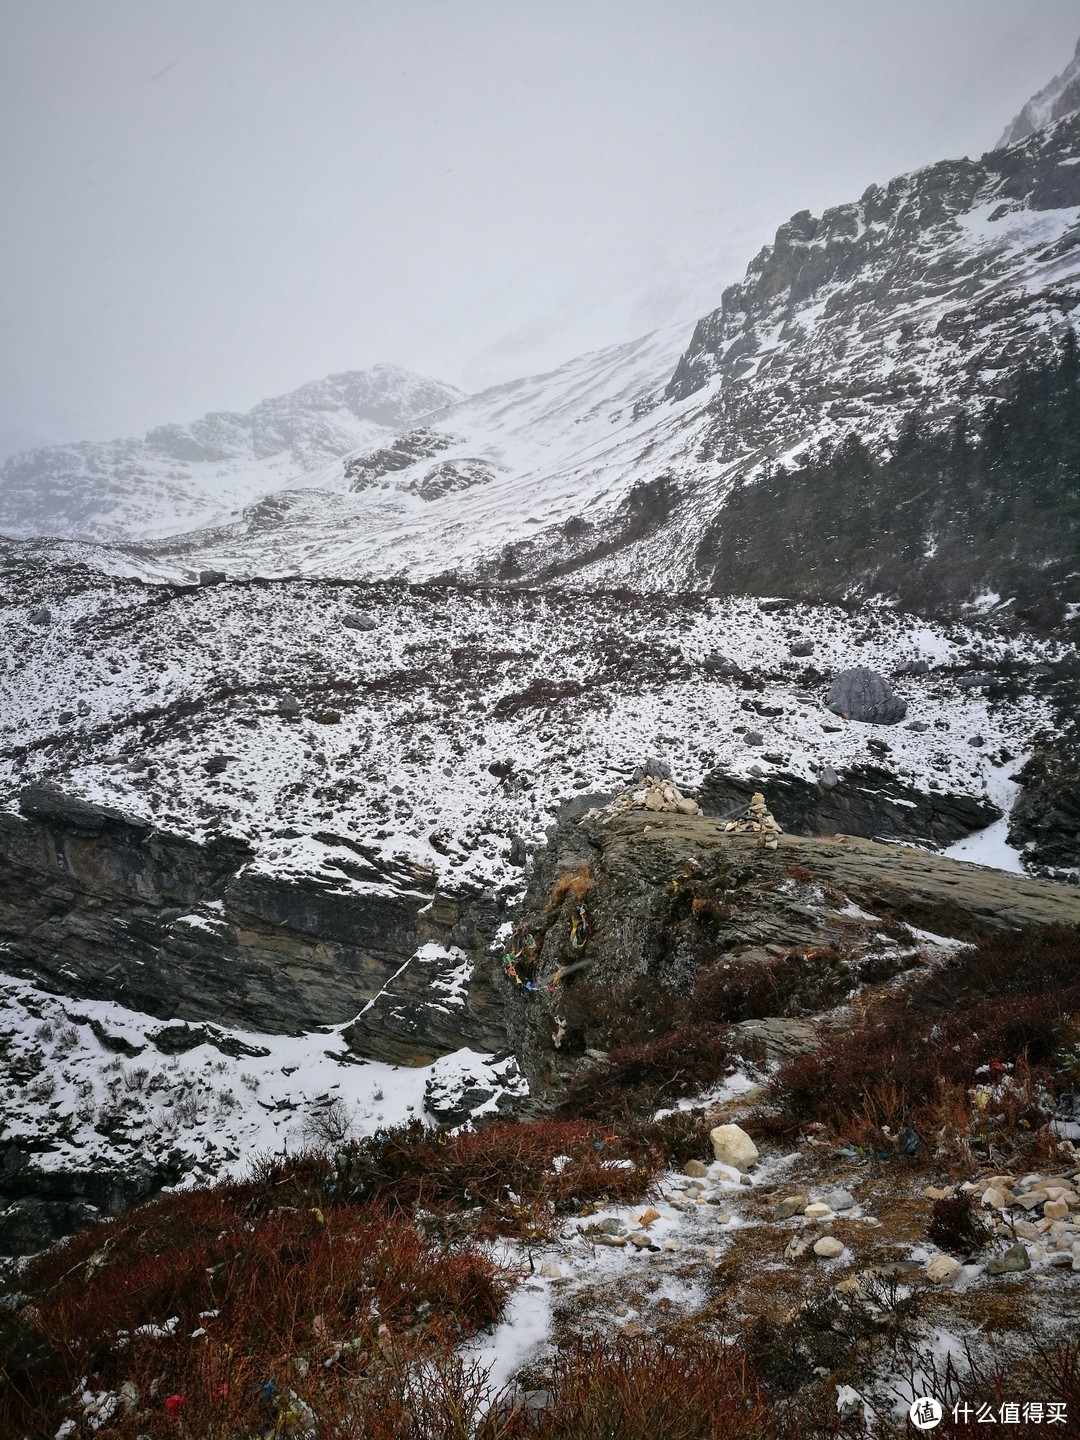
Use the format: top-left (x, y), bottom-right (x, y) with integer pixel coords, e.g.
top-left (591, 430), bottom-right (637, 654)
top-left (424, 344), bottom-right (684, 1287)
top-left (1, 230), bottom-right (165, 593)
top-left (925, 1255), bottom-right (963, 1285)
top-left (710, 1124), bottom-right (758, 1171)
top-left (804, 1201), bottom-right (831, 1219)
top-left (814, 1237), bottom-right (844, 1258)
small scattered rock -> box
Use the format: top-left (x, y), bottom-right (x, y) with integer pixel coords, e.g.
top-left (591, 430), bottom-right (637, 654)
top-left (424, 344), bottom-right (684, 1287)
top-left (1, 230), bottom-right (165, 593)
top-left (774, 1196), bottom-right (807, 1221)
top-left (684, 1160), bottom-right (709, 1178)
top-left (804, 1202), bottom-right (831, 1220)
top-left (825, 1189), bottom-right (855, 1212)
top-left (785, 1234), bottom-right (813, 1261)
top-left (1044, 1200), bottom-right (1070, 1221)
top-left (342, 613), bottom-right (378, 632)
top-left (818, 766), bottom-right (840, 789)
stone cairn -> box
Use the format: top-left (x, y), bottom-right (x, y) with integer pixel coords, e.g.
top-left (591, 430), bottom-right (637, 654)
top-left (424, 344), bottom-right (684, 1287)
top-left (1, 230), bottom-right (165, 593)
top-left (723, 792), bottom-right (782, 850)
top-left (612, 774), bottom-right (703, 817)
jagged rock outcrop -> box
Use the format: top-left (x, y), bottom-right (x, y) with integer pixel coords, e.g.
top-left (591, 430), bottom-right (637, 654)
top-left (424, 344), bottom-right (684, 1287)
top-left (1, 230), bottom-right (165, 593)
top-left (502, 808), bottom-right (1080, 1094)
top-left (0, 787), bottom-right (500, 1057)
top-left (1008, 743), bottom-right (1080, 878)
top-left (998, 35), bottom-right (1080, 148)
top-left (666, 115), bottom-right (1080, 412)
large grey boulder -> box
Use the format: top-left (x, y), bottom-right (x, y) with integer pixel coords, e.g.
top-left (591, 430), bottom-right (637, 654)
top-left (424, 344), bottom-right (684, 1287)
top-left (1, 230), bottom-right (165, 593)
top-left (827, 667), bottom-right (907, 725)
top-left (342, 612), bottom-right (377, 632)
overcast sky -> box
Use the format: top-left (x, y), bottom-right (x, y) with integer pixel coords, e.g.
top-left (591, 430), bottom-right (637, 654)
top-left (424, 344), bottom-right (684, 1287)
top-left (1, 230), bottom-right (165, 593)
top-left (1, 0), bottom-right (1077, 458)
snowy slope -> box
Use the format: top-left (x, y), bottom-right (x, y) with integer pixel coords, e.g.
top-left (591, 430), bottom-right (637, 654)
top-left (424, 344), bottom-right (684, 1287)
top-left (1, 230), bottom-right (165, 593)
top-left (0, 967), bottom-right (524, 1187)
top-left (1, 555), bottom-right (1067, 897)
top-left (0, 365), bottom-right (462, 543)
top-left (138, 322), bottom-right (694, 581)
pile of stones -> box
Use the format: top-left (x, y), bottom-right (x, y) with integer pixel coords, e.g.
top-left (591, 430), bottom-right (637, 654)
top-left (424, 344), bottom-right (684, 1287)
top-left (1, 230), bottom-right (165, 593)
top-left (962, 1165), bottom-right (1080, 1274)
top-left (723, 792), bottom-right (783, 850)
top-left (603, 774), bottom-right (703, 818)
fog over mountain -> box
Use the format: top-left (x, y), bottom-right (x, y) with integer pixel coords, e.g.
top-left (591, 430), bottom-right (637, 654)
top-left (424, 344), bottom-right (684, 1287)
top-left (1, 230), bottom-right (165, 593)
top-left (2, 0), bottom-right (1078, 464)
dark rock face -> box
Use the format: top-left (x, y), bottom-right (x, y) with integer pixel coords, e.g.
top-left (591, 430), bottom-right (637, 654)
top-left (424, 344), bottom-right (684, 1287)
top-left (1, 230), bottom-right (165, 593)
top-left (1008, 744), bottom-right (1080, 878)
top-left (0, 787), bottom-right (503, 1058)
top-left (826, 667), bottom-right (907, 725)
top-left (342, 890), bottom-right (506, 1066)
top-left (0, 1145), bottom-right (186, 1257)
top-left (699, 766), bottom-right (1000, 848)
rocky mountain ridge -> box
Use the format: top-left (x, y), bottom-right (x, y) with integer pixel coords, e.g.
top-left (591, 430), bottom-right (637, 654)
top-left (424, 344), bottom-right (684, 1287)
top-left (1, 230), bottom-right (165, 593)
top-left (998, 34), bottom-right (1080, 146)
top-left (0, 364), bottom-right (461, 543)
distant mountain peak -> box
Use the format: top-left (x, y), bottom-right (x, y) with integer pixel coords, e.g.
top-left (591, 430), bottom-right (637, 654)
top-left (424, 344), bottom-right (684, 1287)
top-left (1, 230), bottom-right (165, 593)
top-left (0, 364), bottom-right (462, 542)
top-left (997, 34), bottom-right (1080, 148)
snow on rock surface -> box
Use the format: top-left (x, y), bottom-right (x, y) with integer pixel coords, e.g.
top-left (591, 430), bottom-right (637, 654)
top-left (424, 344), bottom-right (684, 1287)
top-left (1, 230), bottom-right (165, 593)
top-left (0, 970), bottom-right (517, 1187)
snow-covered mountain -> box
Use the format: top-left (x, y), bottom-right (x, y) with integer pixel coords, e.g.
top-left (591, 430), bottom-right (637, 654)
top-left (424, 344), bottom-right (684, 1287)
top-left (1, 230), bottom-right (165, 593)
top-left (998, 33), bottom-right (1080, 147)
top-left (0, 365), bottom-right (461, 542)
top-left (124, 107), bottom-right (1080, 623)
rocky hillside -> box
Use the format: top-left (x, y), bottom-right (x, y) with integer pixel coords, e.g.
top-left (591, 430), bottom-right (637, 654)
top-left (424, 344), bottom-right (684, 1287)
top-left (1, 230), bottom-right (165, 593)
top-left (0, 364), bottom-right (461, 542)
top-left (4, 792), bottom-right (1080, 1437)
top-left (5, 539), bottom-right (1076, 886)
